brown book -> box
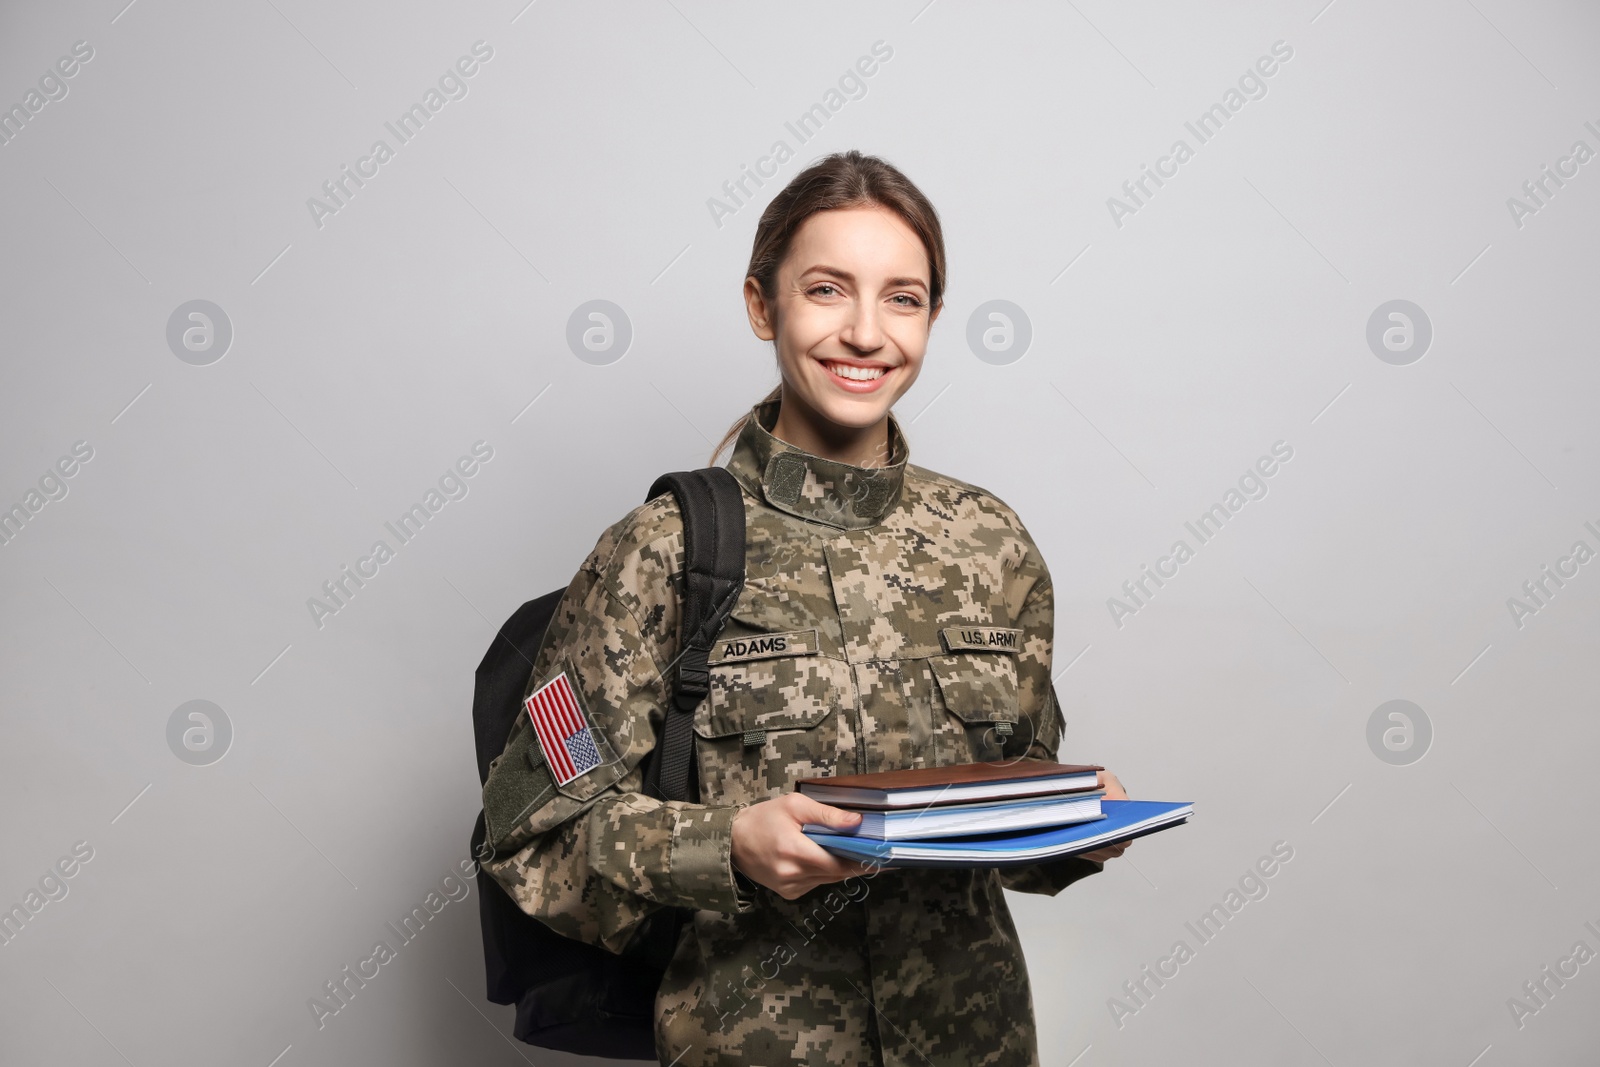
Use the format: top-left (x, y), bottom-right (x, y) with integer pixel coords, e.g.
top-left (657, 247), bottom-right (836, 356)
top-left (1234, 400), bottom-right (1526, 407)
top-left (796, 759), bottom-right (1104, 810)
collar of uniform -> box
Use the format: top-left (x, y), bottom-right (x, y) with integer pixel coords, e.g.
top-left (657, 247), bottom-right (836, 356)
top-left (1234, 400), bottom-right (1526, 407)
top-left (726, 397), bottom-right (908, 530)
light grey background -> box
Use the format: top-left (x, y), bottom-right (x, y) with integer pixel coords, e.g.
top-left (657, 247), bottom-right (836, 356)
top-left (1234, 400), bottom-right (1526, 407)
top-left (2, 1), bottom-right (1596, 1064)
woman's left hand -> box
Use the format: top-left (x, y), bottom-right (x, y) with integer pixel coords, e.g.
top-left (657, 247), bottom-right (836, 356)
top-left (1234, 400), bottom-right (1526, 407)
top-left (1079, 770), bottom-right (1130, 864)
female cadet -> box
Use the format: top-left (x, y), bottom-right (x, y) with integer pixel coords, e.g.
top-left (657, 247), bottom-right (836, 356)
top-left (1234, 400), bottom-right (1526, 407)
top-left (482, 150), bottom-right (1129, 1066)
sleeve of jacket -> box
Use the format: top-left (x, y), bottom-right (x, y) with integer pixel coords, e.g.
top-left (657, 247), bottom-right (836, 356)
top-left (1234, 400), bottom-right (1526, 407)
top-left (479, 513), bottom-right (755, 953)
top-left (996, 537), bottom-right (1106, 896)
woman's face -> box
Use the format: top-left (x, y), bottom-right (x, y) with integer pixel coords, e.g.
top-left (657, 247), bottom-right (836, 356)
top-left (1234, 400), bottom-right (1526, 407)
top-left (745, 205), bottom-right (940, 442)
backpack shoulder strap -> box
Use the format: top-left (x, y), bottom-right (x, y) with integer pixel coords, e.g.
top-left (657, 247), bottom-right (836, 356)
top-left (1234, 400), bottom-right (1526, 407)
top-left (641, 467), bottom-right (746, 803)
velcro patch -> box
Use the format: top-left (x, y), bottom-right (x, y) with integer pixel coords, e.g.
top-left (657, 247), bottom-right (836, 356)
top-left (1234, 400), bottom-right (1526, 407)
top-left (710, 628), bottom-right (819, 664)
top-left (941, 626), bottom-right (1023, 653)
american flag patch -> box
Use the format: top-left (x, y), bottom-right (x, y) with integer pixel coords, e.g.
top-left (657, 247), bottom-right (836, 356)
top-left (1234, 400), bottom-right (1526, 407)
top-left (525, 671), bottom-right (604, 786)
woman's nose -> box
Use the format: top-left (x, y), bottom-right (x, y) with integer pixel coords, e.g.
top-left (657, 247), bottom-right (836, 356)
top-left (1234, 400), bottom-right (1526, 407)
top-left (840, 302), bottom-right (883, 352)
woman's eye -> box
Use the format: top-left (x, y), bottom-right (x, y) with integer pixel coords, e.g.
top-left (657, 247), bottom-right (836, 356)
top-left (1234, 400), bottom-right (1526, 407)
top-left (809, 284), bottom-right (838, 297)
top-left (890, 294), bottom-right (924, 308)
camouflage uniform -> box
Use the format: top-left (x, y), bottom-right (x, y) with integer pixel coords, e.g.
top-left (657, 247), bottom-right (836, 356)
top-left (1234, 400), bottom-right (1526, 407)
top-left (482, 398), bottom-right (1103, 1066)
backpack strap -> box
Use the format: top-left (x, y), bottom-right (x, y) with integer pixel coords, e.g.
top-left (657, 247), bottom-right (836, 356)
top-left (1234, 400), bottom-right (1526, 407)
top-left (642, 468), bottom-right (746, 803)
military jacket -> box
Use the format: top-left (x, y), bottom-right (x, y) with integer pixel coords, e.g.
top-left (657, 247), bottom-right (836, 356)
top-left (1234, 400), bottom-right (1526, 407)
top-left (482, 399), bottom-right (1103, 1066)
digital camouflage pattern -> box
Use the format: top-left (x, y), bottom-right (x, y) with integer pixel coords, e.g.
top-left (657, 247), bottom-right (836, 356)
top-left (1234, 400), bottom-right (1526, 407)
top-left (482, 399), bottom-right (1103, 1065)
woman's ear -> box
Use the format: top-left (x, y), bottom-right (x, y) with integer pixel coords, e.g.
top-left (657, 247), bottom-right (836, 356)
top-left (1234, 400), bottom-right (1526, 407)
top-left (744, 277), bottom-right (776, 341)
top-left (929, 300), bottom-right (942, 327)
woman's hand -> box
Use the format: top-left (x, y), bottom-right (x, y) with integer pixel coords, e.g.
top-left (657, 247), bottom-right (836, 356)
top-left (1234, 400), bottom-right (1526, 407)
top-left (731, 793), bottom-right (878, 900)
top-left (1079, 770), bottom-right (1130, 864)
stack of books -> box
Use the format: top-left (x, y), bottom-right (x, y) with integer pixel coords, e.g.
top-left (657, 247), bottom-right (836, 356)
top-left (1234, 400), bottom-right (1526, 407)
top-left (796, 760), bottom-right (1191, 868)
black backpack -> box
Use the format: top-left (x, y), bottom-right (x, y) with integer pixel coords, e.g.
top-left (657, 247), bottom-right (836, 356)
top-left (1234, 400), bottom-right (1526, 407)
top-left (468, 468), bottom-right (746, 1060)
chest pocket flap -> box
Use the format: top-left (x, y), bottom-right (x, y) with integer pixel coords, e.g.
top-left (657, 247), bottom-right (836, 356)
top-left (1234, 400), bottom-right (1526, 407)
top-left (697, 628), bottom-right (840, 738)
top-left (930, 628), bottom-right (1022, 725)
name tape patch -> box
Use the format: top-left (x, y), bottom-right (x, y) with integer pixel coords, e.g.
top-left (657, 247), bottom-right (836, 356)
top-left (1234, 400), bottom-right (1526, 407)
top-left (711, 628), bottom-right (819, 664)
top-left (941, 626), bottom-right (1023, 653)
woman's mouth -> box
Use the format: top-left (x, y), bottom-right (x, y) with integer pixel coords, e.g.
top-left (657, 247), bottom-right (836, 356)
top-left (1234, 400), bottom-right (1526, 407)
top-left (822, 360), bottom-right (892, 392)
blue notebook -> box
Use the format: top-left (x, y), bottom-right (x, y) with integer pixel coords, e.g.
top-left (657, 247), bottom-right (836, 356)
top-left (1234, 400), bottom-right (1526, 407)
top-left (803, 799), bottom-right (1192, 868)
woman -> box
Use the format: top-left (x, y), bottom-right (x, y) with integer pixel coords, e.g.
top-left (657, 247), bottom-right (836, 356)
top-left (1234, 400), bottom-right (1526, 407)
top-left (483, 150), bottom-right (1129, 1066)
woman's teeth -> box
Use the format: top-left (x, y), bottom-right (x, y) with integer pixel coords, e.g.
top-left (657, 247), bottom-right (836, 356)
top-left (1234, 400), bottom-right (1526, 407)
top-left (827, 363), bottom-right (886, 381)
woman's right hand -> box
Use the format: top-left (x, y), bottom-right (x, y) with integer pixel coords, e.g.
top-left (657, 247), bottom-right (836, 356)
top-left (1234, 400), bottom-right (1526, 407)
top-left (731, 793), bottom-right (878, 900)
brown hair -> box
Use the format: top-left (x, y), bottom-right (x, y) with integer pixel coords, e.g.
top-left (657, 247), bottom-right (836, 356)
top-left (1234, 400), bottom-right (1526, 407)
top-left (710, 150), bottom-right (946, 464)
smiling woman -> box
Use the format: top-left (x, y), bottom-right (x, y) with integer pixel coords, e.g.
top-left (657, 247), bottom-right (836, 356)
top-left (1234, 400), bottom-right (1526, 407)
top-left (481, 150), bottom-right (1128, 1067)
top-left (711, 153), bottom-right (946, 467)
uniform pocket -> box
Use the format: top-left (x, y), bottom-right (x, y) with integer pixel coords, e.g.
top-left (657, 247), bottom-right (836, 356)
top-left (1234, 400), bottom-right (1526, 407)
top-left (928, 650), bottom-right (1022, 763)
top-left (694, 631), bottom-right (848, 804)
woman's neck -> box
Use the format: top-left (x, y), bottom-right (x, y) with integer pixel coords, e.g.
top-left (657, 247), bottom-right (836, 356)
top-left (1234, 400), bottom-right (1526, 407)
top-left (769, 395), bottom-right (891, 469)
